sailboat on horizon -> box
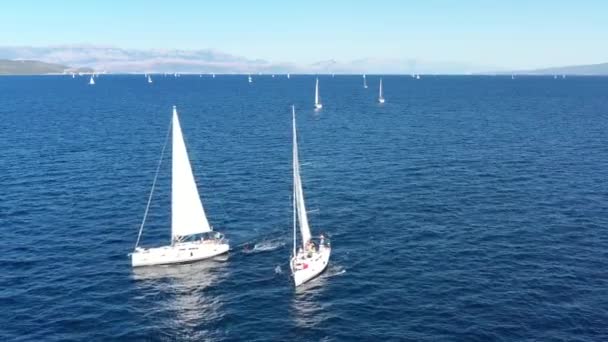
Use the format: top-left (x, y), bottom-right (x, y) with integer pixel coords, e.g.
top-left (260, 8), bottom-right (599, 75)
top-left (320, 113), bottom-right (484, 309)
top-left (290, 105), bottom-right (331, 287)
top-left (314, 78), bottom-right (322, 110)
top-left (248, 74), bottom-right (253, 84)
top-left (131, 106), bottom-right (230, 267)
top-left (363, 74), bottom-right (368, 88)
top-left (89, 75), bottom-right (95, 85)
top-left (378, 78), bottom-right (385, 104)
top-left (148, 75), bottom-right (153, 84)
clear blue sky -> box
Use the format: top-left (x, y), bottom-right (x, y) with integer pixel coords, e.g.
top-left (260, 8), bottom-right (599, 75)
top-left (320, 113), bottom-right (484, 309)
top-left (1, 0), bottom-right (607, 69)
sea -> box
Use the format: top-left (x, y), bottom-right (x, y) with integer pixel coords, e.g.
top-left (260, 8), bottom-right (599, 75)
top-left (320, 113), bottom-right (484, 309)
top-left (1, 74), bottom-right (607, 341)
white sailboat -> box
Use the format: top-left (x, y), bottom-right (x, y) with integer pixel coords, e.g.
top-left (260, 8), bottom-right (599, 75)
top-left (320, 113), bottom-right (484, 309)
top-left (290, 105), bottom-right (331, 287)
top-left (131, 106), bottom-right (230, 267)
top-left (287, 73), bottom-right (291, 79)
top-left (314, 78), bottom-right (322, 110)
top-left (363, 74), bottom-right (368, 89)
top-left (89, 75), bottom-right (95, 85)
top-left (148, 75), bottom-right (153, 84)
top-left (416, 74), bottom-right (421, 80)
top-left (248, 74), bottom-right (252, 83)
top-left (378, 78), bottom-right (385, 104)
top-left (212, 73), bottom-right (216, 78)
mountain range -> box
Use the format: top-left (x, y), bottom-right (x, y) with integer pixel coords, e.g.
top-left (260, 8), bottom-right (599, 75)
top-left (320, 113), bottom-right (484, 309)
top-left (0, 59), bottom-right (92, 75)
top-left (0, 45), bottom-right (491, 74)
top-left (0, 45), bottom-right (606, 75)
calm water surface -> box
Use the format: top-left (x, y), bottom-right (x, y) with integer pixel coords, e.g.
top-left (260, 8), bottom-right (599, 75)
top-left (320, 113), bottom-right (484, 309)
top-left (1, 75), bottom-right (608, 341)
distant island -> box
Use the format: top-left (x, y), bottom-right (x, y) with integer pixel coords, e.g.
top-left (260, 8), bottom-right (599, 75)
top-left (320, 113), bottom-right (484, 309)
top-left (490, 62), bottom-right (608, 76)
top-left (518, 62), bottom-right (608, 76)
top-left (0, 59), bottom-right (93, 75)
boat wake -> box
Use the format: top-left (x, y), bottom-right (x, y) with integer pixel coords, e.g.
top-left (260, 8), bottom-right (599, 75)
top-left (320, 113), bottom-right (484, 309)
top-left (323, 265), bottom-right (346, 278)
top-left (242, 238), bottom-right (286, 254)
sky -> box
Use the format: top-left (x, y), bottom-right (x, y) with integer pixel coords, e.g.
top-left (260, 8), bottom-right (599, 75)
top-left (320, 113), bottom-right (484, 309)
top-left (1, 0), bottom-right (607, 70)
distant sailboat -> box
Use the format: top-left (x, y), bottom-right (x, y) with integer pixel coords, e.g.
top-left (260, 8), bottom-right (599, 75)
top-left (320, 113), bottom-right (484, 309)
top-left (290, 105), bottom-right (331, 287)
top-left (378, 78), bottom-right (385, 104)
top-left (212, 73), bottom-right (216, 78)
top-left (416, 74), bottom-right (420, 80)
top-left (287, 73), bottom-right (291, 79)
top-left (314, 78), bottom-right (323, 110)
top-left (148, 75), bottom-right (153, 84)
top-left (89, 75), bottom-right (95, 85)
top-left (363, 74), bottom-right (368, 89)
top-left (71, 73), bottom-right (75, 79)
top-left (131, 106), bottom-right (230, 267)
top-left (248, 74), bottom-right (253, 83)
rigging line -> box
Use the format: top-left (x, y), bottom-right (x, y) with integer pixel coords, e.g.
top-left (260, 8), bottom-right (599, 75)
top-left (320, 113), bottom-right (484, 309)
top-left (134, 117), bottom-right (173, 250)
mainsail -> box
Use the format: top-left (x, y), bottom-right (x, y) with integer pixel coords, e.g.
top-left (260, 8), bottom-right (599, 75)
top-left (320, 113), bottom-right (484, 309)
top-left (292, 106), bottom-right (312, 247)
top-left (171, 106), bottom-right (211, 240)
top-left (314, 78), bottom-right (320, 106)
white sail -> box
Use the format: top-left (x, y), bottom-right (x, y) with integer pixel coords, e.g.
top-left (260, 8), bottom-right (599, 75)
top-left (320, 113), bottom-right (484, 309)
top-left (292, 106), bottom-right (312, 247)
top-left (171, 106), bottom-right (211, 240)
top-left (363, 74), bottom-right (368, 88)
top-left (379, 78), bottom-right (384, 100)
top-left (148, 75), bottom-right (153, 83)
top-left (89, 76), bottom-right (95, 85)
top-left (314, 78), bottom-right (320, 106)
top-left (248, 75), bottom-right (252, 83)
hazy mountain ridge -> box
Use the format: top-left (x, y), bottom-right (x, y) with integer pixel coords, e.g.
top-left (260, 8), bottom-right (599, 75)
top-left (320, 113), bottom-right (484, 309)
top-left (517, 62), bottom-right (608, 75)
top-left (0, 59), bottom-right (92, 75)
top-left (0, 45), bottom-right (493, 74)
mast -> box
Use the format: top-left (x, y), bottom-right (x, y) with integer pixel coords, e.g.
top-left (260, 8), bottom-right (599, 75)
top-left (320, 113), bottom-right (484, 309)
top-left (379, 78), bottom-right (383, 98)
top-left (315, 78), bottom-right (319, 105)
top-left (292, 105), bottom-right (297, 257)
top-left (292, 106), bottom-right (312, 247)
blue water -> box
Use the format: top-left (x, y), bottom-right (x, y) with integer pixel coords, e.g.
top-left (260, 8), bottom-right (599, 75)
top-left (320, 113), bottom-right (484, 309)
top-left (1, 75), bottom-right (608, 341)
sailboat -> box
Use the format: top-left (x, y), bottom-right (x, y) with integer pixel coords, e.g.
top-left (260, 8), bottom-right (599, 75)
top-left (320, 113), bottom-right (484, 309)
top-left (148, 75), bottom-right (153, 84)
top-left (290, 105), bottom-right (331, 287)
top-left (378, 78), bottom-right (385, 104)
top-left (287, 73), bottom-right (291, 79)
top-left (248, 74), bottom-right (253, 83)
top-left (131, 106), bottom-right (230, 267)
top-left (89, 75), bottom-right (95, 85)
top-left (314, 78), bottom-right (322, 110)
top-left (363, 74), bottom-right (368, 88)
top-left (212, 73), bottom-right (216, 78)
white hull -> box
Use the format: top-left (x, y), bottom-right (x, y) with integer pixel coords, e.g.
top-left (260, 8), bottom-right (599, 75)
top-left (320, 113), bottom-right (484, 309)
top-left (291, 245), bottom-right (331, 287)
top-left (132, 240), bottom-right (229, 267)
top-left (378, 98), bottom-right (385, 104)
top-left (315, 103), bottom-right (323, 110)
